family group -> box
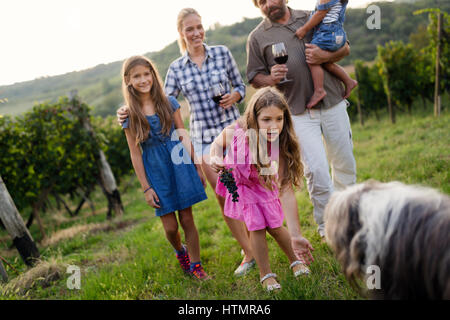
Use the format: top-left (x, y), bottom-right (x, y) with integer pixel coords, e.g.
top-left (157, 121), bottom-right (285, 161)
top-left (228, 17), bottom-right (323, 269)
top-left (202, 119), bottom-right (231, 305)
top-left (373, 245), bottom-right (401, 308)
top-left (117, 0), bottom-right (357, 291)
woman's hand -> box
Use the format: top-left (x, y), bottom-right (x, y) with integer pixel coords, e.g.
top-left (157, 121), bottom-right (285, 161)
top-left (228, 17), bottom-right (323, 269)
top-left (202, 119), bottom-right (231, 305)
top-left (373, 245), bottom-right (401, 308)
top-left (117, 105), bottom-right (129, 125)
top-left (210, 155), bottom-right (225, 173)
top-left (144, 188), bottom-right (161, 209)
top-left (196, 165), bottom-right (207, 188)
top-left (220, 91), bottom-right (240, 109)
top-left (291, 235), bottom-right (315, 265)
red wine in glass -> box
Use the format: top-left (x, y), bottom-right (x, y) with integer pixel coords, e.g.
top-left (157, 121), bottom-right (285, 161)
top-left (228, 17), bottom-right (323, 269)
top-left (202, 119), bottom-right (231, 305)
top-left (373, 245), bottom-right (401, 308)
top-left (212, 94), bottom-right (224, 104)
top-left (272, 42), bottom-right (292, 84)
top-left (274, 55), bottom-right (288, 64)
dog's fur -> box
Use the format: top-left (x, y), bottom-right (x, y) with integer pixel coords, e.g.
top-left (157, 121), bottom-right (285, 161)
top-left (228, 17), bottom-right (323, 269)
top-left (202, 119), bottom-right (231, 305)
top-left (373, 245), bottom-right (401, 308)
top-left (324, 181), bottom-right (450, 299)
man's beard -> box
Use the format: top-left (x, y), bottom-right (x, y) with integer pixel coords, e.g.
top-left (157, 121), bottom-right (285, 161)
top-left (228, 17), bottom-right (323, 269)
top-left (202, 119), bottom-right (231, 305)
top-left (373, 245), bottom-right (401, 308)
top-left (266, 5), bottom-right (287, 22)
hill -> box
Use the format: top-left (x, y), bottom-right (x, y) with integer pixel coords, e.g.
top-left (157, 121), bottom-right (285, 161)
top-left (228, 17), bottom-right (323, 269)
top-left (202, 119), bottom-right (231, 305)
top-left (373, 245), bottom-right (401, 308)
top-left (0, 0), bottom-right (447, 117)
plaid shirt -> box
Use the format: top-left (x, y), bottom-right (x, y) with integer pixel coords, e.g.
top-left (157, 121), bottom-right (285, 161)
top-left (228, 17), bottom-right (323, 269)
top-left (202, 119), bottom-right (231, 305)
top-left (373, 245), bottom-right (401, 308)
top-left (164, 44), bottom-right (246, 145)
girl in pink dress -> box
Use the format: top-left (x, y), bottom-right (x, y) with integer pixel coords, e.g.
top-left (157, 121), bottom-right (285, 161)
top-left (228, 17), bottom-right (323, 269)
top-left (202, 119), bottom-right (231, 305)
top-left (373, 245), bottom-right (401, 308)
top-left (210, 87), bottom-right (311, 291)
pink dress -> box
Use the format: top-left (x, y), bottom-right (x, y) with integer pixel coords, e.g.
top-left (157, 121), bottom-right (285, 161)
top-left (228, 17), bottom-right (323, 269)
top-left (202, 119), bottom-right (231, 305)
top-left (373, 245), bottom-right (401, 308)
top-left (215, 123), bottom-right (284, 231)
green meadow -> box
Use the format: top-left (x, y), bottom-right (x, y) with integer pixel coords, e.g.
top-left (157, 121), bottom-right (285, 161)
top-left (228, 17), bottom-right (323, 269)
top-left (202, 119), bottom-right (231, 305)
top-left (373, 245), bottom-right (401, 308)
top-left (0, 110), bottom-right (448, 300)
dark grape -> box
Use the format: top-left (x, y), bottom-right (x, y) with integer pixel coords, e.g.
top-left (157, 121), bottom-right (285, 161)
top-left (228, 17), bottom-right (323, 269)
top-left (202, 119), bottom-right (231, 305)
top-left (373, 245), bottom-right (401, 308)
top-left (219, 168), bottom-right (239, 202)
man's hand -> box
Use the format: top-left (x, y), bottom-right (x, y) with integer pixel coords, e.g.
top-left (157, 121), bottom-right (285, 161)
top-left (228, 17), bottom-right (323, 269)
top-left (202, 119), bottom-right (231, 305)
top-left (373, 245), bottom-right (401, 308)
top-left (305, 43), bottom-right (328, 65)
top-left (305, 42), bottom-right (350, 65)
top-left (295, 27), bottom-right (307, 40)
top-left (270, 64), bottom-right (288, 85)
top-left (116, 105), bottom-right (129, 125)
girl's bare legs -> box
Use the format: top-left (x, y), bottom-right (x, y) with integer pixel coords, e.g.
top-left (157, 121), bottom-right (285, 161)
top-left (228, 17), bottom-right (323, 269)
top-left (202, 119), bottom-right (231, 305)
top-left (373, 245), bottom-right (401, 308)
top-left (160, 212), bottom-right (183, 252)
top-left (201, 154), bottom-right (254, 263)
top-left (178, 206), bottom-right (200, 262)
top-left (323, 62), bottom-right (358, 99)
top-left (306, 63), bottom-right (327, 109)
top-left (266, 226), bottom-right (298, 264)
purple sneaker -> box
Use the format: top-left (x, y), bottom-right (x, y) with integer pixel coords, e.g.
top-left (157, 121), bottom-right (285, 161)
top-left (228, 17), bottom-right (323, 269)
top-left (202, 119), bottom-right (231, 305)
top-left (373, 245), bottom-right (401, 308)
top-left (175, 245), bottom-right (190, 274)
top-left (190, 263), bottom-right (211, 281)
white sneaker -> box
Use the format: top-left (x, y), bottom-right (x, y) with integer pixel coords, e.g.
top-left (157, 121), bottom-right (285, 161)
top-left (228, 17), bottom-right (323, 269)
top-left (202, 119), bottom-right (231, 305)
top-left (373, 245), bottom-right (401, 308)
top-left (234, 259), bottom-right (256, 276)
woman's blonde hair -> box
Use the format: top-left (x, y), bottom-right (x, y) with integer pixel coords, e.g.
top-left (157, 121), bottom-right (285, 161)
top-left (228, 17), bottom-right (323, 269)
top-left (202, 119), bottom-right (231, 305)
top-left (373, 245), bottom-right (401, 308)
top-left (121, 55), bottom-right (173, 145)
top-left (176, 8), bottom-right (201, 54)
top-left (240, 87), bottom-right (303, 192)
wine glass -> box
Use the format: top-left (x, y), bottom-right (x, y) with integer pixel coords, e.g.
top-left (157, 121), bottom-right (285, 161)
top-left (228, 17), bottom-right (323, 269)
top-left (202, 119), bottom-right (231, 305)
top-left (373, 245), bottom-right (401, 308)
top-left (272, 42), bottom-right (292, 84)
top-left (210, 83), bottom-right (228, 122)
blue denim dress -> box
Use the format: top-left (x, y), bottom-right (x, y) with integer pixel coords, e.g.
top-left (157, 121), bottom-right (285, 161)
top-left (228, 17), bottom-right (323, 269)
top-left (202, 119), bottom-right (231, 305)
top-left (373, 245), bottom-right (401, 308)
top-left (310, 0), bottom-right (348, 52)
top-left (123, 96), bottom-right (207, 216)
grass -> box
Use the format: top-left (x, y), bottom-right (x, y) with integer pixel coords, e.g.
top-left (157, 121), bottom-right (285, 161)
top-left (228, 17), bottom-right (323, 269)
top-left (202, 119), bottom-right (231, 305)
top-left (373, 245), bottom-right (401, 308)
top-left (0, 109), bottom-right (448, 300)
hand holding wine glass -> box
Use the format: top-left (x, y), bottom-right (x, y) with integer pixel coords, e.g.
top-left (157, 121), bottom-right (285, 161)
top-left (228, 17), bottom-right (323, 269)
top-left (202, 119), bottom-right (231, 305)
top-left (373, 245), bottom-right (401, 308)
top-left (272, 42), bottom-right (292, 84)
top-left (210, 83), bottom-right (228, 122)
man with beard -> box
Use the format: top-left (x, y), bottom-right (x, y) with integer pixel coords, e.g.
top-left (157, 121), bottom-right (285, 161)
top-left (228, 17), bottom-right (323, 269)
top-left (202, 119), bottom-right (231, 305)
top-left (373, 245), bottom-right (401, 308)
top-left (247, 0), bottom-right (357, 242)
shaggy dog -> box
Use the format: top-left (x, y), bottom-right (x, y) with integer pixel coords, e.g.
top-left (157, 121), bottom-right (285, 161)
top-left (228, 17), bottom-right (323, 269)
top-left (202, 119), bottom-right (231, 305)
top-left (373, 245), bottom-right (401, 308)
top-left (324, 181), bottom-right (450, 299)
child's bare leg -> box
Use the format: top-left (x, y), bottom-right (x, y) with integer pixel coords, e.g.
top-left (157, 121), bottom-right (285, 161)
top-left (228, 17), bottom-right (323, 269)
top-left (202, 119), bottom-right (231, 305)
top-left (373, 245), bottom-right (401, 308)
top-left (250, 229), bottom-right (271, 277)
top-left (266, 226), bottom-right (297, 264)
top-left (307, 63), bottom-right (327, 108)
top-left (323, 62), bottom-right (358, 99)
top-left (160, 212), bottom-right (183, 251)
top-left (202, 154), bottom-right (254, 264)
top-left (178, 207), bottom-right (200, 262)
top-left (267, 226), bottom-right (309, 275)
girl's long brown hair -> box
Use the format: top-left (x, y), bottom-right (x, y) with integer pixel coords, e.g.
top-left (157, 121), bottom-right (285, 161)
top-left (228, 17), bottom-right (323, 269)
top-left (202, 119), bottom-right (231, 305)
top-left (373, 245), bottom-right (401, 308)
top-left (241, 87), bottom-right (303, 192)
top-left (121, 56), bottom-right (173, 145)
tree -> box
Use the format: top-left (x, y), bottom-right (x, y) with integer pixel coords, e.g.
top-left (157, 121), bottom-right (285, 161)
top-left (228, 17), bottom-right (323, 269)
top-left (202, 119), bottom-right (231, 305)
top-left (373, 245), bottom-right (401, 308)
top-left (69, 93), bottom-right (124, 218)
top-left (415, 8), bottom-right (450, 115)
top-left (0, 258), bottom-right (7, 282)
top-left (354, 61), bottom-right (388, 121)
top-left (377, 41), bottom-right (421, 122)
top-left (0, 175), bottom-right (40, 266)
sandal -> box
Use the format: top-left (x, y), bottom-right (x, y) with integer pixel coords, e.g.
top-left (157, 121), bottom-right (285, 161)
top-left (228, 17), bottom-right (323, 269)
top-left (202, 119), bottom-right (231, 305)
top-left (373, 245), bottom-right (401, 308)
top-left (290, 260), bottom-right (310, 277)
top-left (260, 273), bottom-right (281, 292)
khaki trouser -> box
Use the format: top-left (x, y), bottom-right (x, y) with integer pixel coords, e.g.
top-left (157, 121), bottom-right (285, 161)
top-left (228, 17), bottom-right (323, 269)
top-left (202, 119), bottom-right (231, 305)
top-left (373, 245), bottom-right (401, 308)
top-left (292, 100), bottom-right (357, 236)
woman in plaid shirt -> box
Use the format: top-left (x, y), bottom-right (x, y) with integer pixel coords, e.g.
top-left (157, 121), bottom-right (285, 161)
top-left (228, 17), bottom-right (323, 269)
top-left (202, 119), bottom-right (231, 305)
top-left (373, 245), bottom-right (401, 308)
top-left (165, 8), bottom-right (255, 276)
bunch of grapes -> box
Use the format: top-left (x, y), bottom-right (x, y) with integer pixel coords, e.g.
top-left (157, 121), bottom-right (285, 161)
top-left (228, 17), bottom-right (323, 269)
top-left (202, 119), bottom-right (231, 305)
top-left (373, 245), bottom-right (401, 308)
top-left (219, 168), bottom-right (239, 202)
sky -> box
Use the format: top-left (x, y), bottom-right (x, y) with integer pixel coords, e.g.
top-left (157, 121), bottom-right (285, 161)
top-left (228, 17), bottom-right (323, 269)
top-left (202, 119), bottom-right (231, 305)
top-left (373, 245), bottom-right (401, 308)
top-left (0, 0), bottom-right (375, 86)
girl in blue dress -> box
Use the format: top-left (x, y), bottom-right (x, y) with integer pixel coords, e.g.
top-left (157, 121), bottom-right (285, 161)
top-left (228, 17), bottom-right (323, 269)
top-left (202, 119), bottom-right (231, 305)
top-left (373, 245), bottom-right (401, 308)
top-left (121, 55), bottom-right (210, 280)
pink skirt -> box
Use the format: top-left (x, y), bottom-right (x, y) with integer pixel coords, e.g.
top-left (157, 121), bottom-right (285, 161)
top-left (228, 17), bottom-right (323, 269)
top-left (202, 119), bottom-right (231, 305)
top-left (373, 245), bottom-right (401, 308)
top-left (222, 194), bottom-right (284, 231)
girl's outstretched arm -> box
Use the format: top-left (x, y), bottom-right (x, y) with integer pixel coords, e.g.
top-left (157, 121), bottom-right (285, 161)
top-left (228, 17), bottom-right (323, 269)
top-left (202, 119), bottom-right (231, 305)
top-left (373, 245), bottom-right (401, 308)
top-left (209, 121), bottom-right (237, 173)
top-left (124, 128), bottom-right (160, 208)
top-left (173, 108), bottom-right (206, 187)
